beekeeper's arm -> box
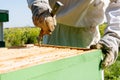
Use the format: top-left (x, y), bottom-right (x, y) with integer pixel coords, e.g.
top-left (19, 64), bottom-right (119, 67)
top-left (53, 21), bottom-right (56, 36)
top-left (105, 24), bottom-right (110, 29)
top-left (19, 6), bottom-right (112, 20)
top-left (27, 0), bottom-right (56, 30)
top-left (91, 0), bottom-right (120, 69)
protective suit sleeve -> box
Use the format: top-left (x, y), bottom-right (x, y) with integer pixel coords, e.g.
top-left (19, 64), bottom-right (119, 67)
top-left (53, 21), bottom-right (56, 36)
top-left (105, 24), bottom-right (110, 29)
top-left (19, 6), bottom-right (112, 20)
top-left (27, 0), bottom-right (52, 14)
top-left (99, 1), bottom-right (120, 67)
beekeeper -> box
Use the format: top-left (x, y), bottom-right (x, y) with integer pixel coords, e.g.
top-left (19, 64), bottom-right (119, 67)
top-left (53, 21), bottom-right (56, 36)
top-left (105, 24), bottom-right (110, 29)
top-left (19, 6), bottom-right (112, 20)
top-left (27, 0), bottom-right (120, 68)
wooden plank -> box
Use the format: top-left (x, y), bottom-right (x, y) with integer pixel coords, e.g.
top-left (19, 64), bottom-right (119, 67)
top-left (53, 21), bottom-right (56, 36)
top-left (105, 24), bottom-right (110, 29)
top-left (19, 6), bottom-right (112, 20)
top-left (0, 44), bottom-right (89, 73)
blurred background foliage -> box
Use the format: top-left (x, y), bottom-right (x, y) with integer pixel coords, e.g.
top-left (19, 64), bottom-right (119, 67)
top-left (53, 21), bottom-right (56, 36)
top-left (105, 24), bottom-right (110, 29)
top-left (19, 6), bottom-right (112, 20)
top-left (4, 27), bottom-right (40, 47)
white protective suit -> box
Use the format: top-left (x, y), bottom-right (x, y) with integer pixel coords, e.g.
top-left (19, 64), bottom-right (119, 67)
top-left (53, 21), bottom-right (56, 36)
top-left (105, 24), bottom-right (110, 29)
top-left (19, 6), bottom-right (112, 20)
top-left (27, 0), bottom-right (109, 47)
top-left (27, 0), bottom-right (120, 68)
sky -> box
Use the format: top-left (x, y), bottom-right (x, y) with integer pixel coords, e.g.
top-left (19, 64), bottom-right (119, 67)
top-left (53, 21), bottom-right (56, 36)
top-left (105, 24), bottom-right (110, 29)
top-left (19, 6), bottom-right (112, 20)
top-left (0, 0), bottom-right (34, 28)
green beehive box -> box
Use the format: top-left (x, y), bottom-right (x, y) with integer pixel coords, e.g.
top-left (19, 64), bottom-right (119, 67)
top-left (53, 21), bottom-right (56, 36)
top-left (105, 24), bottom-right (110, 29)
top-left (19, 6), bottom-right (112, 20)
top-left (0, 45), bottom-right (103, 80)
top-left (0, 10), bottom-right (9, 22)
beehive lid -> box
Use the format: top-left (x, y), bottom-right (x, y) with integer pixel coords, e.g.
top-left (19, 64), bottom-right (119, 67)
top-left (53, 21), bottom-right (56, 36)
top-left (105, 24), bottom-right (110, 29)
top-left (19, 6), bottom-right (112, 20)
top-left (0, 10), bottom-right (9, 22)
top-left (0, 44), bottom-right (93, 74)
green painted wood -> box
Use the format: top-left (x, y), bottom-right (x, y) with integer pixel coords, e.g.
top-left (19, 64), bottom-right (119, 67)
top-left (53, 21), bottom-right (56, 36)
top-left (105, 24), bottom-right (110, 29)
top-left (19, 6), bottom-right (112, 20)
top-left (0, 10), bottom-right (9, 22)
top-left (0, 41), bottom-right (5, 47)
top-left (0, 50), bottom-right (103, 80)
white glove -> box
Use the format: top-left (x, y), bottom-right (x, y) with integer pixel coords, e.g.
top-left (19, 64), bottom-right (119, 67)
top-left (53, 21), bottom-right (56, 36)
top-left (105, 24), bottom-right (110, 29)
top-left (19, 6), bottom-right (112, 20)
top-left (31, 5), bottom-right (56, 35)
top-left (90, 43), bottom-right (118, 69)
top-left (31, 5), bottom-right (56, 43)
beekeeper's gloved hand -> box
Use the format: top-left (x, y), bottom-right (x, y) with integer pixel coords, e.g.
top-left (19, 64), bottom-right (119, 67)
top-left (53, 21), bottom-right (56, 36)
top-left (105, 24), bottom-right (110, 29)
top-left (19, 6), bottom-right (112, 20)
top-left (90, 0), bottom-right (120, 69)
top-left (90, 42), bottom-right (118, 69)
top-left (31, 5), bottom-right (56, 34)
